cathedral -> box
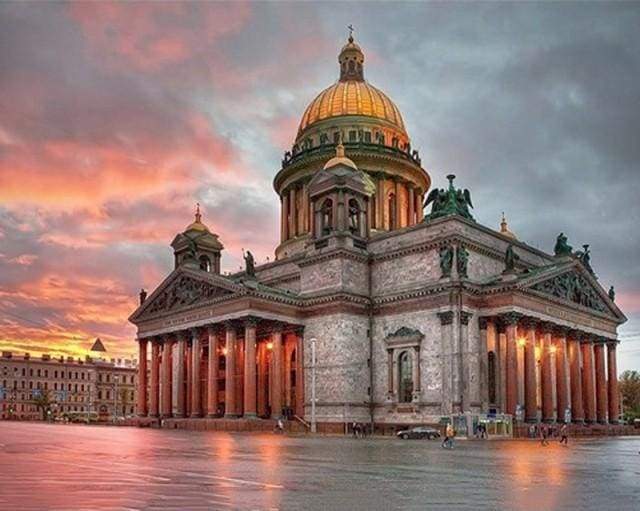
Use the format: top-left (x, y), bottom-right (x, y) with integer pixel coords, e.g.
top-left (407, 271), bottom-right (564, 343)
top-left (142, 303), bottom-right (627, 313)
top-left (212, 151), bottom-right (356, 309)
top-left (130, 35), bottom-right (626, 432)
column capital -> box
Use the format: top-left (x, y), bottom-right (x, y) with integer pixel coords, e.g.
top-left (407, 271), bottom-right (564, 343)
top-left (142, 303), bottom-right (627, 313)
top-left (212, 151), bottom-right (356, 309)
top-left (606, 339), bottom-right (619, 347)
top-left (243, 316), bottom-right (260, 329)
top-left (223, 320), bottom-right (237, 332)
top-left (552, 324), bottom-right (570, 337)
top-left (579, 333), bottom-right (596, 344)
top-left (537, 321), bottom-right (555, 335)
top-left (499, 312), bottom-right (523, 326)
top-left (567, 329), bottom-right (583, 341)
top-left (520, 316), bottom-right (539, 329)
top-left (460, 311), bottom-right (473, 326)
top-left (478, 317), bottom-right (490, 330)
top-left (189, 327), bottom-right (201, 338)
top-left (437, 311), bottom-right (454, 326)
top-left (207, 324), bottom-right (222, 336)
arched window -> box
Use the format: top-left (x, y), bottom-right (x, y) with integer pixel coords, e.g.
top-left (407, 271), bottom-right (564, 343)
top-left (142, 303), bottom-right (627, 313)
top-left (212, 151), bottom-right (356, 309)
top-left (488, 351), bottom-right (496, 404)
top-left (348, 199), bottom-right (361, 234)
top-left (398, 350), bottom-right (413, 403)
top-left (199, 255), bottom-right (211, 272)
top-left (388, 193), bottom-right (396, 229)
top-left (321, 198), bottom-right (333, 235)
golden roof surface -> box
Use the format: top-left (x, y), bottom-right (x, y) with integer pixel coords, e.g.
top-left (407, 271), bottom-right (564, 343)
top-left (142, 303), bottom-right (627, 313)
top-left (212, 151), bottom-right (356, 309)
top-left (296, 35), bottom-right (408, 141)
top-left (298, 81), bottom-right (406, 136)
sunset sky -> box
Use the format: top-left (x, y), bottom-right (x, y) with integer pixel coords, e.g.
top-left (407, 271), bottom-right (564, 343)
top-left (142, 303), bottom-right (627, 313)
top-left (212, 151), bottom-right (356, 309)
top-left (1, 2), bottom-right (639, 372)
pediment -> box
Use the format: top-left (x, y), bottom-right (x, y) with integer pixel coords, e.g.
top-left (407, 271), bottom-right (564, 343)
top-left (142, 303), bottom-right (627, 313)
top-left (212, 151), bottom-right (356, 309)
top-left (129, 268), bottom-right (241, 323)
top-left (522, 266), bottom-right (624, 321)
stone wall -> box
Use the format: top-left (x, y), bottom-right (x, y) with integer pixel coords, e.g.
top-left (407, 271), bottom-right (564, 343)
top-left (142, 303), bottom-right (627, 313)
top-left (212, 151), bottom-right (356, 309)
top-left (371, 249), bottom-right (439, 295)
top-left (302, 313), bottom-right (371, 423)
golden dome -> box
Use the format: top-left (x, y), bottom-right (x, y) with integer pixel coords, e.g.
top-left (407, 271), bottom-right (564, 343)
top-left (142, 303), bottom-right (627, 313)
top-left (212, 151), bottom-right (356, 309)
top-left (298, 81), bottom-right (407, 137)
top-left (296, 35), bottom-right (408, 143)
top-left (185, 203), bottom-right (210, 232)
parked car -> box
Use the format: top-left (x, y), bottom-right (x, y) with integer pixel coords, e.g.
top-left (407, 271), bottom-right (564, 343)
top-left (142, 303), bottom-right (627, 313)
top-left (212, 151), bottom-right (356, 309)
top-left (397, 426), bottom-right (441, 440)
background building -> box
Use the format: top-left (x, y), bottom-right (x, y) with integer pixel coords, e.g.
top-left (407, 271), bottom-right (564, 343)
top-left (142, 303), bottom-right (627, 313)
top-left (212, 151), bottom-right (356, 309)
top-left (0, 350), bottom-right (137, 421)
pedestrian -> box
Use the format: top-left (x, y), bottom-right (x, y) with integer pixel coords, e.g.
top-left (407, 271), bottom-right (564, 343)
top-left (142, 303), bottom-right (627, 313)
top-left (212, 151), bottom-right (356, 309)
top-left (560, 423), bottom-right (569, 446)
top-left (352, 421), bottom-right (358, 438)
top-left (442, 423), bottom-right (455, 449)
top-left (540, 424), bottom-right (549, 446)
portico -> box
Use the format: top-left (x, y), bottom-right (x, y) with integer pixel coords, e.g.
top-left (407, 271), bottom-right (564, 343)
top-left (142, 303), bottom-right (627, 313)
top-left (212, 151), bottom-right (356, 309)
top-left (480, 313), bottom-right (620, 424)
top-left (136, 317), bottom-right (304, 421)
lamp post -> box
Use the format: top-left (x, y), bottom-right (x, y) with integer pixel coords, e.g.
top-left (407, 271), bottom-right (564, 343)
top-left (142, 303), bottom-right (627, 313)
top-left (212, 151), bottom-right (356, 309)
top-left (310, 337), bottom-right (317, 433)
top-left (114, 374), bottom-right (119, 421)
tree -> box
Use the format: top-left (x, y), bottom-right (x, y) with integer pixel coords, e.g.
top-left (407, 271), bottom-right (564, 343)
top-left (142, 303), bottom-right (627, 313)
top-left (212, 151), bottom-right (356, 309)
top-left (619, 370), bottom-right (640, 421)
top-left (32, 390), bottom-right (54, 421)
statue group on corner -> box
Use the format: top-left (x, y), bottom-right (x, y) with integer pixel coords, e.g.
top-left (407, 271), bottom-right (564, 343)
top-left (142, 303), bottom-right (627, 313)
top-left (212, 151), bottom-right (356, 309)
top-left (424, 174), bottom-right (475, 222)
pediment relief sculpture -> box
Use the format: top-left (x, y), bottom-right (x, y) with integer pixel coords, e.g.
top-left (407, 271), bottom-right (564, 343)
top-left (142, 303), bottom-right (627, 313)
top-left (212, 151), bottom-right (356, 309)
top-left (144, 275), bottom-right (234, 316)
top-left (530, 271), bottom-right (607, 313)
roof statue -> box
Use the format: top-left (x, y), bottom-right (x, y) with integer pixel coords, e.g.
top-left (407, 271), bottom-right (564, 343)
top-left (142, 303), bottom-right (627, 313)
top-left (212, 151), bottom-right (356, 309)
top-left (504, 244), bottom-right (520, 273)
top-left (554, 232), bottom-right (573, 256)
top-left (243, 250), bottom-right (256, 278)
top-left (90, 337), bottom-right (106, 352)
top-left (423, 174), bottom-right (475, 222)
top-left (576, 244), bottom-right (594, 275)
top-left (608, 286), bottom-right (615, 301)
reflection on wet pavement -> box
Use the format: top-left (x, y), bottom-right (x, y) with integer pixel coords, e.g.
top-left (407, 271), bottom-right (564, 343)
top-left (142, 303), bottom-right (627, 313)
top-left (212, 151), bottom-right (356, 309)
top-left (0, 422), bottom-right (638, 510)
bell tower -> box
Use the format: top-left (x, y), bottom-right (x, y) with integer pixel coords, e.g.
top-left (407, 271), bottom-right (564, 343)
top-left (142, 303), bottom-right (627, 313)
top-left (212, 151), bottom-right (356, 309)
top-left (170, 204), bottom-right (224, 273)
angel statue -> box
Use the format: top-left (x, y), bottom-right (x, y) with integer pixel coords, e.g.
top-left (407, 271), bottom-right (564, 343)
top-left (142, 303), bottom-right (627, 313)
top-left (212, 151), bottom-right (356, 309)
top-left (422, 174), bottom-right (475, 222)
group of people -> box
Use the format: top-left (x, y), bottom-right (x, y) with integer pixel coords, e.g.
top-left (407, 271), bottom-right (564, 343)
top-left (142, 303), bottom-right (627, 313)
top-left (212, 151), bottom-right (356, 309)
top-left (531, 422), bottom-right (569, 446)
top-left (351, 422), bottom-right (369, 438)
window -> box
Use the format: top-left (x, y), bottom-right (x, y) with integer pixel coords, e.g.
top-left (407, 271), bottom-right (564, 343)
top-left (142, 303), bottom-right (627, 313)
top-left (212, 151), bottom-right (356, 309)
top-left (388, 193), bottom-right (396, 229)
top-left (60, 371), bottom-right (64, 379)
top-left (199, 255), bottom-right (211, 272)
top-left (333, 132), bottom-right (340, 143)
top-left (349, 130), bottom-right (357, 142)
top-left (44, 370), bottom-right (48, 378)
top-left (348, 199), bottom-right (361, 235)
top-left (321, 198), bottom-right (333, 236)
top-left (54, 371), bottom-right (58, 379)
top-left (37, 369), bottom-right (41, 377)
top-left (364, 131), bottom-right (371, 143)
top-left (398, 351), bottom-right (413, 404)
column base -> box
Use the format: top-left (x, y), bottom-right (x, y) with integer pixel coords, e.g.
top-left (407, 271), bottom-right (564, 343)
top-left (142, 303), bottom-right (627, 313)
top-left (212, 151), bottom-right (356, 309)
top-left (137, 413), bottom-right (148, 418)
top-left (597, 420), bottom-right (609, 425)
top-left (160, 413), bottom-right (173, 419)
top-left (243, 412), bottom-right (258, 419)
top-left (225, 413), bottom-right (240, 419)
top-left (525, 417), bottom-right (538, 423)
top-left (542, 418), bottom-right (556, 424)
top-left (149, 412), bottom-right (160, 418)
top-left (572, 418), bottom-right (584, 424)
top-left (584, 418), bottom-right (597, 424)
top-left (206, 413), bottom-right (218, 419)
top-left (190, 413), bottom-right (202, 419)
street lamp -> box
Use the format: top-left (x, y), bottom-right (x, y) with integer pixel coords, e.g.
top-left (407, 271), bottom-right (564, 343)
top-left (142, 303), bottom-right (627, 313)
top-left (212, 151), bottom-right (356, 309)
top-left (310, 337), bottom-right (317, 433)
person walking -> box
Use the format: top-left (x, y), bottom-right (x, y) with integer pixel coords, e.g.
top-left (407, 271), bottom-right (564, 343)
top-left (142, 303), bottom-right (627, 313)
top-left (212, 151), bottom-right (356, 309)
top-left (540, 424), bottom-right (549, 446)
top-left (442, 423), bottom-right (455, 449)
top-left (559, 423), bottom-right (569, 446)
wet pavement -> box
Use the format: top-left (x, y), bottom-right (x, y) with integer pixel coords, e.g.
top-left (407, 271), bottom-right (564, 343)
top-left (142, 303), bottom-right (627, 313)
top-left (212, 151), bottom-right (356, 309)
top-left (0, 422), bottom-right (638, 510)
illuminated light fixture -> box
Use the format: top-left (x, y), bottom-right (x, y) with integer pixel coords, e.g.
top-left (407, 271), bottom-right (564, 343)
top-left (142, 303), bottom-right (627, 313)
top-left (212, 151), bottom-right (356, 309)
top-left (535, 347), bottom-right (541, 359)
top-left (222, 347), bottom-right (228, 356)
top-left (549, 345), bottom-right (558, 354)
top-left (266, 342), bottom-right (274, 351)
top-left (517, 338), bottom-right (527, 347)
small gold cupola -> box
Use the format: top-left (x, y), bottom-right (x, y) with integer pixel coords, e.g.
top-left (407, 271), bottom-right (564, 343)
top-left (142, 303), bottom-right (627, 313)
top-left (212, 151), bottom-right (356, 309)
top-left (500, 212), bottom-right (517, 240)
